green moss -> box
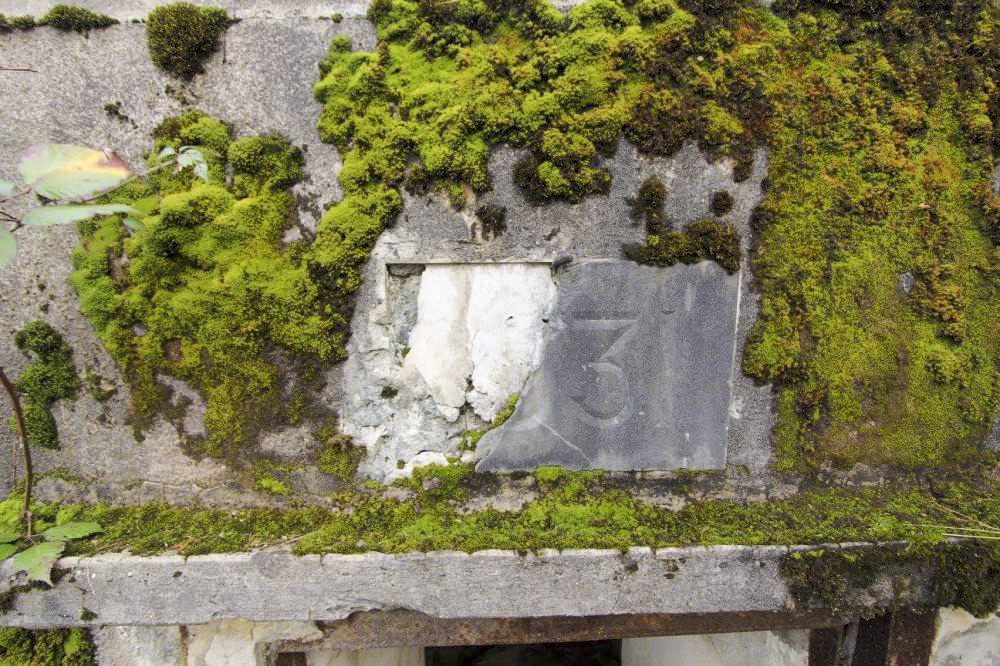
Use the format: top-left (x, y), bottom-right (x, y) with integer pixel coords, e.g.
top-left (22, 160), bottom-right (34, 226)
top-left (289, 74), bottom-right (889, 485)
top-left (630, 176), bottom-right (668, 232)
top-left (314, 0), bottom-right (1000, 469)
top-left (0, 14), bottom-right (36, 32)
top-left (626, 218), bottom-right (741, 273)
top-left (316, 432), bottom-right (363, 482)
top-left (254, 474), bottom-right (292, 496)
top-left (475, 204), bottom-right (507, 239)
top-left (782, 540), bottom-right (1000, 619)
top-left (0, 627), bottom-right (95, 666)
top-left (710, 190), bottom-right (734, 217)
top-left (103, 101), bottom-right (130, 124)
top-left (11, 322), bottom-right (80, 450)
top-left (461, 393), bottom-right (520, 450)
top-left (70, 111), bottom-right (341, 457)
top-left (145, 2), bottom-right (234, 80)
top-left (39, 5), bottom-right (118, 33)
top-left (2, 472), bottom-right (998, 616)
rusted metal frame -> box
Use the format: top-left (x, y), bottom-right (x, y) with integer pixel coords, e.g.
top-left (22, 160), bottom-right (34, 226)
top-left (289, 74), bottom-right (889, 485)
top-left (852, 607), bottom-right (937, 666)
top-left (809, 625), bottom-right (847, 666)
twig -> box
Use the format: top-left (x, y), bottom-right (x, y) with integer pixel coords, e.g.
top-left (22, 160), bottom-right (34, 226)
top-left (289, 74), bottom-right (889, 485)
top-left (0, 66), bottom-right (38, 73)
top-left (0, 365), bottom-right (33, 537)
top-left (912, 524), bottom-right (1000, 534)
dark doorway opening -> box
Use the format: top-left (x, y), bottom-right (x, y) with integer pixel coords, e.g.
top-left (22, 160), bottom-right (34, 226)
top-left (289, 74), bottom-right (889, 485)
top-left (426, 639), bottom-right (621, 666)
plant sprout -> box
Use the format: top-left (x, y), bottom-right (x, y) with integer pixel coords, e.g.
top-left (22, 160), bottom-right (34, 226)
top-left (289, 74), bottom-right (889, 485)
top-left (0, 140), bottom-right (206, 571)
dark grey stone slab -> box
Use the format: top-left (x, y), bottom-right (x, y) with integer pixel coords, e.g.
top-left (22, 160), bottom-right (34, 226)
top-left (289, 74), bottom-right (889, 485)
top-left (476, 260), bottom-right (740, 472)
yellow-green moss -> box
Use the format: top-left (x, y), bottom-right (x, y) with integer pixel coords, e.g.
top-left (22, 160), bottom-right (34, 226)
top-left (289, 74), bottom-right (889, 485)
top-left (313, 0), bottom-right (1000, 469)
top-left (461, 393), bottom-right (520, 450)
top-left (10, 322), bottom-right (80, 450)
top-left (145, 2), bottom-right (234, 80)
top-left (70, 111), bottom-right (340, 457)
top-left (0, 627), bottom-right (95, 666)
top-left (316, 431), bottom-right (363, 482)
top-left (2, 467), bottom-right (997, 614)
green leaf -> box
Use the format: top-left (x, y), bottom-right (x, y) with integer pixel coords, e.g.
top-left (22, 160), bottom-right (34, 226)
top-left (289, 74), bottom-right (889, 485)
top-left (0, 226), bottom-right (14, 269)
top-left (132, 196), bottom-right (160, 217)
top-left (0, 532), bottom-right (20, 544)
top-left (157, 146), bottom-right (176, 162)
top-left (19, 143), bottom-right (131, 200)
top-left (22, 203), bottom-right (137, 227)
top-left (0, 178), bottom-right (15, 198)
top-left (181, 148), bottom-right (204, 163)
top-left (43, 521), bottom-right (103, 542)
top-left (123, 218), bottom-right (144, 233)
top-left (11, 541), bottom-right (65, 586)
top-left (0, 544), bottom-right (16, 561)
top-left (193, 162), bottom-right (208, 181)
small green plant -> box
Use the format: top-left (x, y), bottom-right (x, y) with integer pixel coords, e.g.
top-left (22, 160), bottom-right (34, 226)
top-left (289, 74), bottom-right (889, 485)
top-left (0, 521), bottom-right (102, 587)
top-left (0, 140), bottom-right (206, 535)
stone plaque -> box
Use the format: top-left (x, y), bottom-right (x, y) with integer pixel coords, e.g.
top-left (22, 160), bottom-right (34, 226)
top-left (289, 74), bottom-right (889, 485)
top-left (476, 260), bottom-right (740, 471)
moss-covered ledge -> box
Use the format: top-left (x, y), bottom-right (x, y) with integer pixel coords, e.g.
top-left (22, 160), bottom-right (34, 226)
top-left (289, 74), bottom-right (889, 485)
top-left (0, 542), bottom-right (941, 629)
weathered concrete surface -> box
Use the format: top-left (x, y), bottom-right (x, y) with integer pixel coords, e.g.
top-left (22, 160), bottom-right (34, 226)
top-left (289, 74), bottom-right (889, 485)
top-left (15, 1), bottom-right (372, 21)
top-left (403, 263), bottom-right (556, 423)
top-left (187, 620), bottom-right (323, 666)
top-left (930, 608), bottom-right (1000, 666)
top-left (621, 630), bottom-right (808, 666)
top-left (0, 544), bottom-right (922, 629)
top-left (0, 16), bottom-right (371, 503)
top-left (94, 625), bottom-right (186, 666)
top-left (1, 6), bottom-right (775, 495)
top-left (477, 260), bottom-right (740, 471)
top-left (340, 141), bottom-right (770, 481)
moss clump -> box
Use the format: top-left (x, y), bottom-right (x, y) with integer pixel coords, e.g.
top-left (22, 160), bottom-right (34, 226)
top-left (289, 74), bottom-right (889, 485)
top-left (103, 101), bottom-right (130, 124)
top-left (11, 322), bottom-right (80, 450)
top-left (316, 430), bottom-right (363, 481)
top-left (782, 540), bottom-right (1000, 619)
top-left (626, 218), bottom-right (741, 273)
top-left (476, 205), bottom-right (507, 239)
top-left (253, 466), bottom-right (292, 496)
top-left (626, 177), bottom-right (741, 271)
top-left (711, 190), bottom-right (734, 217)
top-left (70, 111), bottom-right (339, 457)
top-left (630, 176), bottom-right (668, 231)
top-left (39, 5), bottom-right (118, 33)
top-left (145, 2), bottom-right (234, 79)
top-left (0, 14), bottom-right (36, 32)
top-left (312, 0), bottom-right (1000, 470)
top-left (0, 627), bottom-right (95, 666)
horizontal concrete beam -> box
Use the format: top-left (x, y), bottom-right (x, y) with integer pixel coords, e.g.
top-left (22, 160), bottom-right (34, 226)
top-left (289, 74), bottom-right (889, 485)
top-left (0, 544), bottom-right (926, 629)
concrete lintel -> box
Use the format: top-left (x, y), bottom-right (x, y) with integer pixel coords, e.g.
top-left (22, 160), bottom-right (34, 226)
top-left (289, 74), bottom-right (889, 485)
top-left (0, 543), bottom-right (917, 629)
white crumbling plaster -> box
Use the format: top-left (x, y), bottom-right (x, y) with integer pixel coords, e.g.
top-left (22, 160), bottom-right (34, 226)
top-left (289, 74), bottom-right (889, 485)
top-left (404, 263), bottom-right (555, 422)
top-left (930, 607), bottom-right (1000, 666)
top-left (339, 260), bottom-right (557, 482)
top-left (621, 630), bottom-right (809, 666)
top-left (187, 620), bottom-right (324, 666)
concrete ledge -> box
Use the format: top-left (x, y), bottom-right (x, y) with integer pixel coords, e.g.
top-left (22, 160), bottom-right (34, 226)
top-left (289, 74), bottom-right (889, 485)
top-left (0, 544), bottom-right (926, 629)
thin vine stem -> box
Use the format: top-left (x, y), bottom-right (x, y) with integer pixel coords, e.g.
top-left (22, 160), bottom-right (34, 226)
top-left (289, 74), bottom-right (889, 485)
top-left (0, 364), bottom-right (32, 537)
